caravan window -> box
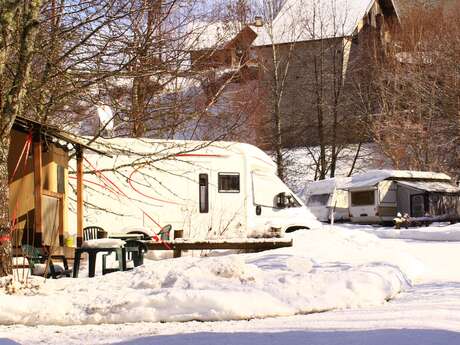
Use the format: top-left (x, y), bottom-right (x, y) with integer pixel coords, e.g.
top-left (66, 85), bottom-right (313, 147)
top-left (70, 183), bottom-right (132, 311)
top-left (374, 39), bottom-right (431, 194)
top-left (351, 190), bottom-right (375, 206)
top-left (307, 194), bottom-right (330, 206)
top-left (218, 173), bottom-right (240, 193)
top-left (199, 174), bottom-right (209, 213)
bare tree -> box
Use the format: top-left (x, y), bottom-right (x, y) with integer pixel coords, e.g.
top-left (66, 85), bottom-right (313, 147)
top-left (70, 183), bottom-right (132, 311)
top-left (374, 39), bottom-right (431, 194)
top-left (369, 4), bottom-right (460, 179)
top-left (252, 0), bottom-right (395, 183)
top-left (0, 0), bottom-right (43, 277)
top-left (252, 0), bottom-right (300, 181)
top-left (0, 0), bottom-right (258, 276)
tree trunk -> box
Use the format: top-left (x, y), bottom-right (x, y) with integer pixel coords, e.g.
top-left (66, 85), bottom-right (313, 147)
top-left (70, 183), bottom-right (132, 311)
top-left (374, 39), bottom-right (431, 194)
top-left (0, 0), bottom-right (42, 277)
top-left (0, 133), bottom-right (12, 277)
top-left (0, 226), bottom-right (12, 277)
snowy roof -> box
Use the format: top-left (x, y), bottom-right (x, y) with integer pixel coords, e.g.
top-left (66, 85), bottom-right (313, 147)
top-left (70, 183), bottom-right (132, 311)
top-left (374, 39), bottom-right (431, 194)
top-left (186, 21), bottom-right (246, 51)
top-left (304, 177), bottom-right (352, 195)
top-left (253, 0), bottom-right (387, 46)
top-left (341, 169), bottom-right (452, 190)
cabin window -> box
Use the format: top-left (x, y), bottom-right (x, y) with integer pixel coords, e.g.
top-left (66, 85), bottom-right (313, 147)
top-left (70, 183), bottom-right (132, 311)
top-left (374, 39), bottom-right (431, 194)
top-left (57, 165), bottom-right (65, 194)
top-left (351, 190), bottom-right (375, 206)
top-left (307, 194), bottom-right (330, 206)
top-left (199, 174), bottom-right (209, 213)
top-left (218, 173), bottom-right (240, 193)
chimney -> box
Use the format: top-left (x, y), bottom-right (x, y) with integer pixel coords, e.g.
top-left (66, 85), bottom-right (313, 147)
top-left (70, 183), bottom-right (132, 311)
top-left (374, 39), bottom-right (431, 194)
top-left (254, 16), bottom-right (263, 27)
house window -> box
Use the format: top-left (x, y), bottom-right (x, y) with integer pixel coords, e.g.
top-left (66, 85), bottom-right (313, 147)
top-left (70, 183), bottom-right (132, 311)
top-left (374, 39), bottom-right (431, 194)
top-left (351, 190), bottom-right (375, 206)
top-left (218, 173), bottom-right (240, 193)
top-left (199, 174), bottom-right (209, 213)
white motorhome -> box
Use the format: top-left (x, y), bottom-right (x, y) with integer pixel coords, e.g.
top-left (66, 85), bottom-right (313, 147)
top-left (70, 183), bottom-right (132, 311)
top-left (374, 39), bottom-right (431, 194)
top-left (302, 177), bottom-right (350, 222)
top-left (69, 139), bottom-right (320, 239)
top-left (341, 170), bottom-right (460, 224)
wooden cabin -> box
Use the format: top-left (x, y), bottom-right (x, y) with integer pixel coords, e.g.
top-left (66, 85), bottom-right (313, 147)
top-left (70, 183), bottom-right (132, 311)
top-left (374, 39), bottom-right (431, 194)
top-left (8, 116), bottom-right (105, 253)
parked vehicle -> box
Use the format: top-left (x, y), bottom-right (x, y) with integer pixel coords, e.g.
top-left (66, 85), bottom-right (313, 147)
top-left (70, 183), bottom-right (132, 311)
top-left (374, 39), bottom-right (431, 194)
top-left (303, 177), bottom-right (350, 222)
top-left (69, 139), bottom-right (321, 239)
top-left (342, 170), bottom-right (460, 224)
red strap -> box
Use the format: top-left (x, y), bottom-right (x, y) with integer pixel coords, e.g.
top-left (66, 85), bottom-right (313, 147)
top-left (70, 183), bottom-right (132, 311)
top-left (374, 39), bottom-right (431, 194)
top-left (83, 156), bottom-right (128, 198)
top-left (9, 133), bottom-right (32, 183)
top-left (127, 165), bottom-right (182, 205)
top-left (68, 176), bottom-right (123, 197)
top-left (0, 235), bottom-right (11, 242)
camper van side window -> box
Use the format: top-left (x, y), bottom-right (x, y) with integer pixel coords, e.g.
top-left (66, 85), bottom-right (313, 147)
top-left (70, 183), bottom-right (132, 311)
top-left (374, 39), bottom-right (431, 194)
top-left (307, 194), bottom-right (330, 206)
top-left (351, 190), bottom-right (375, 206)
top-left (218, 173), bottom-right (240, 193)
top-left (199, 174), bottom-right (209, 213)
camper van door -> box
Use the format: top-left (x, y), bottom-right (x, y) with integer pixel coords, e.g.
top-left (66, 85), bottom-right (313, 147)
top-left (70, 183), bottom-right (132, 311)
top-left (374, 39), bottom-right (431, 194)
top-left (250, 171), bottom-right (303, 234)
top-left (208, 171), bottom-right (246, 238)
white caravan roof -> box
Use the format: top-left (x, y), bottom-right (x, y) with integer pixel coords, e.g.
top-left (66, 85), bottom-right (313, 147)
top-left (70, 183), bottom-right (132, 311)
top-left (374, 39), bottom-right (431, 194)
top-left (341, 170), bottom-right (452, 190)
top-left (87, 138), bottom-right (276, 168)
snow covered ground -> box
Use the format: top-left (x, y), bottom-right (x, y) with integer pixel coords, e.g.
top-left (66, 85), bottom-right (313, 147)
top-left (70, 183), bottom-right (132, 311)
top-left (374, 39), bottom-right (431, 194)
top-left (340, 222), bottom-right (460, 242)
top-left (2, 224), bottom-right (460, 344)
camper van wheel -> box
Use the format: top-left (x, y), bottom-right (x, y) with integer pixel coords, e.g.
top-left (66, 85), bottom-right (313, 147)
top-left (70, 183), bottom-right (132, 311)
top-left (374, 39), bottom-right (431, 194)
top-left (285, 226), bottom-right (309, 233)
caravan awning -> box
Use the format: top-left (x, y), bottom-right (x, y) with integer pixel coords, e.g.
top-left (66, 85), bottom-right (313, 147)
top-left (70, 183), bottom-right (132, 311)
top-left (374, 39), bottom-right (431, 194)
top-left (397, 180), bottom-right (460, 194)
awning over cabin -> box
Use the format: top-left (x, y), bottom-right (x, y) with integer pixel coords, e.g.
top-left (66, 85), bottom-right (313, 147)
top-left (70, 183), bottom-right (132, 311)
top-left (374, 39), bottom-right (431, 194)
top-left (13, 115), bottom-right (108, 156)
top-left (397, 180), bottom-right (460, 194)
top-left (340, 169), bottom-right (452, 191)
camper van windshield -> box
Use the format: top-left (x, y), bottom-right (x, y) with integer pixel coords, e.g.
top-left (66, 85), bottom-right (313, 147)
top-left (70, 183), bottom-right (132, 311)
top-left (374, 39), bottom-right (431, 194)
top-left (252, 172), bottom-right (301, 208)
top-left (307, 194), bottom-right (330, 206)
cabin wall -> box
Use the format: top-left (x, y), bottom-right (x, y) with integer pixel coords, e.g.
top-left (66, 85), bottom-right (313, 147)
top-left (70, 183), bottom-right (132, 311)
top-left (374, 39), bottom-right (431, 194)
top-left (8, 129), bottom-right (69, 248)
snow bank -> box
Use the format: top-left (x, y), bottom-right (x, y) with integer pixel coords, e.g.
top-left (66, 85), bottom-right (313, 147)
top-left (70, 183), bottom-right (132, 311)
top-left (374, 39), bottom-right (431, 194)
top-left (367, 223), bottom-right (460, 242)
top-left (0, 229), bottom-right (411, 326)
top-left (280, 228), bottom-right (424, 283)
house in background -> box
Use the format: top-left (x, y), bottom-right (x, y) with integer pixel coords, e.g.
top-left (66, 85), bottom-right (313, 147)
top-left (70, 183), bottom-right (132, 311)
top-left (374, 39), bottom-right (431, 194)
top-left (187, 0), bottom-right (400, 149)
top-left (252, 0), bottom-right (400, 148)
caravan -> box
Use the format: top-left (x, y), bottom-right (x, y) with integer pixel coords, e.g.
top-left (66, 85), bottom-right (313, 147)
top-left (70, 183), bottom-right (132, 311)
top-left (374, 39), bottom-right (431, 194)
top-left (342, 170), bottom-right (460, 224)
top-left (303, 177), bottom-right (350, 222)
top-left (69, 139), bottom-right (320, 239)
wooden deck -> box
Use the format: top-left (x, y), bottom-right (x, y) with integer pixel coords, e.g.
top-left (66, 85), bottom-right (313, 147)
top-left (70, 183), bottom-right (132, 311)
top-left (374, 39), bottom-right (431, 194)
top-left (144, 238), bottom-right (293, 257)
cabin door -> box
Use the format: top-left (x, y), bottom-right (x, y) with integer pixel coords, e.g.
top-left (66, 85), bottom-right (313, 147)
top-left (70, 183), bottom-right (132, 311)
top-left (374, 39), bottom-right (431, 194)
top-left (410, 194), bottom-right (426, 217)
top-left (42, 193), bottom-right (63, 246)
